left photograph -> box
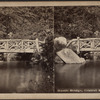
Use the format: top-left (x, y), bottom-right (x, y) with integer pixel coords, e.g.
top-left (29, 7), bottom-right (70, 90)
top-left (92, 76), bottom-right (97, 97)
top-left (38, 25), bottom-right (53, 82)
top-left (0, 7), bottom-right (54, 93)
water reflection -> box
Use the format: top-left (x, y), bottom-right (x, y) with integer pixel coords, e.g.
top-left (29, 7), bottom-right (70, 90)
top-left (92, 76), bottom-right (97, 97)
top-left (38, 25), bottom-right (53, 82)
top-left (55, 61), bottom-right (100, 92)
top-left (0, 61), bottom-right (53, 93)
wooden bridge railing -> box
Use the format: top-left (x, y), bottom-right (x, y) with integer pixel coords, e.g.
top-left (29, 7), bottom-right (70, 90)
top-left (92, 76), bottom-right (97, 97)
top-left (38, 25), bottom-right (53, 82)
top-left (67, 37), bottom-right (100, 53)
top-left (0, 38), bottom-right (45, 53)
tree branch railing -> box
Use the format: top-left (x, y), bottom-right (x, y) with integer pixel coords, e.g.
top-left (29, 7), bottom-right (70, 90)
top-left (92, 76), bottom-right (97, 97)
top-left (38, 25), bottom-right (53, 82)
top-left (67, 37), bottom-right (100, 53)
top-left (0, 38), bottom-right (45, 53)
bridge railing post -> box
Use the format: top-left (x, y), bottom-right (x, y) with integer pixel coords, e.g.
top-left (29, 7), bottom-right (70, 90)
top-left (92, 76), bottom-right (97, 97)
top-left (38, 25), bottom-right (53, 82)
top-left (36, 38), bottom-right (39, 52)
top-left (91, 39), bottom-right (95, 49)
top-left (77, 37), bottom-right (80, 54)
top-left (22, 40), bottom-right (24, 52)
top-left (6, 41), bottom-right (8, 51)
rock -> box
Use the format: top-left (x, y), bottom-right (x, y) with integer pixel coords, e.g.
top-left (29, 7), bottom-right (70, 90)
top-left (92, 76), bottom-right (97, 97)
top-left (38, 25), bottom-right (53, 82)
top-left (57, 48), bottom-right (85, 64)
top-left (80, 58), bottom-right (86, 63)
top-left (54, 37), bottom-right (67, 45)
top-left (54, 56), bottom-right (64, 63)
top-left (54, 37), bottom-right (67, 52)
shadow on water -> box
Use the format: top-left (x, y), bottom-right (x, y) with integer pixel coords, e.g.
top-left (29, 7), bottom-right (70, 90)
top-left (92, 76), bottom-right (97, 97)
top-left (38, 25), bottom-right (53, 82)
top-left (0, 61), bottom-right (53, 93)
top-left (55, 61), bottom-right (100, 92)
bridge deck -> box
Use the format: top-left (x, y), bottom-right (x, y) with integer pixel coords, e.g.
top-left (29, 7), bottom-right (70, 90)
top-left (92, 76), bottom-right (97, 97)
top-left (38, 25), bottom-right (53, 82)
top-left (81, 48), bottom-right (100, 52)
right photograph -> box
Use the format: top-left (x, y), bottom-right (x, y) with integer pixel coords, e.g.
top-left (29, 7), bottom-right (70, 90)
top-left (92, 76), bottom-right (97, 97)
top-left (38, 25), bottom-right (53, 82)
top-left (54, 6), bottom-right (100, 93)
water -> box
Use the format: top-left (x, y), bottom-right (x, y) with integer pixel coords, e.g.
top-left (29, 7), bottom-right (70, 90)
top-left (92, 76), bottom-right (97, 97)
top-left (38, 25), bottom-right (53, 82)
top-left (0, 61), bottom-right (53, 93)
top-left (55, 61), bottom-right (100, 92)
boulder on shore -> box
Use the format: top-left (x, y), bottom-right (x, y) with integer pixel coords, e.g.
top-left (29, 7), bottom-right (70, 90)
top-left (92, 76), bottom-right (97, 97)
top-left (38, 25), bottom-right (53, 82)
top-left (57, 48), bottom-right (85, 64)
top-left (54, 37), bottom-right (67, 45)
top-left (54, 37), bottom-right (67, 52)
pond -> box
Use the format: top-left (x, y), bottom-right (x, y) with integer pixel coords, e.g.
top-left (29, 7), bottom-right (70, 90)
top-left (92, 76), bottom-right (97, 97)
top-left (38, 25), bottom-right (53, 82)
top-left (0, 61), bottom-right (53, 93)
top-left (55, 60), bottom-right (100, 92)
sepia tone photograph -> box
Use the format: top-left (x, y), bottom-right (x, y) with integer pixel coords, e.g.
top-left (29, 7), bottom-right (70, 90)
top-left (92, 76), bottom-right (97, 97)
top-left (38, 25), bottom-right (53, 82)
top-left (1, 1), bottom-right (100, 99)
top-left (54, 6), bottom-right (100, 93)
top-left (0, 6), bottom-right (54, 93)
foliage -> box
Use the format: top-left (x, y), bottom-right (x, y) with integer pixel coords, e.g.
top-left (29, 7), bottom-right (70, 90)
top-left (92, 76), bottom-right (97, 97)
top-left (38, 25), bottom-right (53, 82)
top-left (54, 6), bottom-right (100, 39)
top-left (41, 34), bottom-right (54, 69)
top-left (0, 7), bottom-right (53, 40)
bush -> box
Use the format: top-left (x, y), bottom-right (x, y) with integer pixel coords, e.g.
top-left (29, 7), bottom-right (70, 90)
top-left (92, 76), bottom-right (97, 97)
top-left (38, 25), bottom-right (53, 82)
top-left (41, 34), bottom-right (53, 68)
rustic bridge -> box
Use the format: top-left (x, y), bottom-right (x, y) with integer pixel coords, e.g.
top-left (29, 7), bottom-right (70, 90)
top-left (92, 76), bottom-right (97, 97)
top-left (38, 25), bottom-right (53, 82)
top-left (0, 38), bottom-right (45, 53)
top-left (67, 37), bottom-right (100, 54)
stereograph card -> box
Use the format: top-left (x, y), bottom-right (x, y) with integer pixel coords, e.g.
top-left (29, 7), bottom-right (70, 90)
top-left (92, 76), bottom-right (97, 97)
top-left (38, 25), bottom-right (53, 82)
top-left (0, 1), bottom-right (99, 99)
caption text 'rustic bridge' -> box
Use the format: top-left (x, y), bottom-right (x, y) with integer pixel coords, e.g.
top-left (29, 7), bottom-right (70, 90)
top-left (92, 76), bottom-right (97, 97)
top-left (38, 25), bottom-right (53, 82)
top-left (0, 39), bottom-right (45, 53)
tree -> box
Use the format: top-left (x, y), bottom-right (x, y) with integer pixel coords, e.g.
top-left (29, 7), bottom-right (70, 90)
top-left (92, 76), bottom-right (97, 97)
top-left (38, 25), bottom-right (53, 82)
top-left (0, 7), bottom-right (54, 40)
top-left (54, 6), bottom-right (100, 39)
